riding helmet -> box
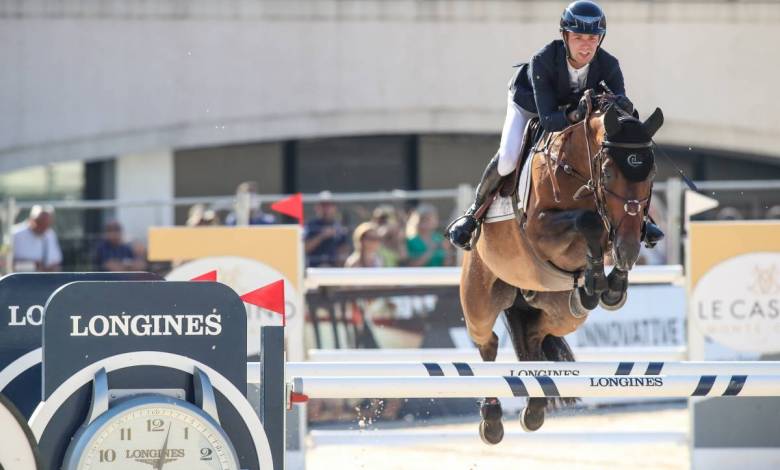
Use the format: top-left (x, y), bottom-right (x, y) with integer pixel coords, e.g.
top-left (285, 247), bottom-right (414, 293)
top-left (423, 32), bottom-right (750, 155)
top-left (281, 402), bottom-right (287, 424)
top-left (559, 1), bottom-right (607, 36)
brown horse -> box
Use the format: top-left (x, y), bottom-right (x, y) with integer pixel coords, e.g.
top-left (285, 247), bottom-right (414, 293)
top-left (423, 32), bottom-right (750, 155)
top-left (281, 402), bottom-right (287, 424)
top-left (461, 95), bottom-right (664, 444)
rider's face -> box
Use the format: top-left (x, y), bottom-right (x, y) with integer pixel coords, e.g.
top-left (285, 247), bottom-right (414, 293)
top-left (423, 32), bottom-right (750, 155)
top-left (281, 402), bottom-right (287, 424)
top-left (565, 32), bottom-right (601, 67)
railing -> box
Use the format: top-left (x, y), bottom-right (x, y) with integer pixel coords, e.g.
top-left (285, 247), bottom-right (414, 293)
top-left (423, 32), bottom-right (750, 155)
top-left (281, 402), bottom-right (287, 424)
top-left (304, 265), bottom-right (684, 289)
top-left (3, 178), bottom-right (780, 274)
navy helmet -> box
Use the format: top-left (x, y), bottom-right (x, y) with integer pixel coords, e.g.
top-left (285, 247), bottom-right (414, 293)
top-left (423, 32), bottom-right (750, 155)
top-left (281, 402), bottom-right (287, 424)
top-left (560, 1), bottom-right (607, 36)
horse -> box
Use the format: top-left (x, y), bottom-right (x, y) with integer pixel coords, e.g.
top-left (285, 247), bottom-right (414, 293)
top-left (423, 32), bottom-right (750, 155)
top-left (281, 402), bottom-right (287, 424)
top-left (460, 93), bottom-right (664, 444)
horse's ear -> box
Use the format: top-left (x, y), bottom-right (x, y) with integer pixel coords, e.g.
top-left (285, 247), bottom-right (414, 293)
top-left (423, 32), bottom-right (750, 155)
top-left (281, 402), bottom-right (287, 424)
top-left (642, 107), bottom-right (664, 138)
top-left (603, 107), bottom-right (621, 137)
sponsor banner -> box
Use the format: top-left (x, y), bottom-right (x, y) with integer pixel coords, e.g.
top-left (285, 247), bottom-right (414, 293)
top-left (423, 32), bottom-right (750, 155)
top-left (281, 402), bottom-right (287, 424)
top-left (39, 281), bottom-right (257, 470)
top-left (167, 256), bottom-right (302, 358)
top-left (43, 281), bottom-right (247, 397)
top-left (689, 222), bottom-right (780, 359)
top-left (568, 284), bottom-right (686, 348)
top-left (0, 272), bottom-right (160, 418)
top-left (148, 226), bottom-right (304, 361)
top-left (692, 252), bottom-right (780, 354)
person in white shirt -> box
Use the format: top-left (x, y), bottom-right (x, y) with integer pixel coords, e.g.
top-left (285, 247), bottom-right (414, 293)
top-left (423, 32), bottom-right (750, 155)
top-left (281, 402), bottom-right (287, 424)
top-left (12, 205), bottom-right (62, 272)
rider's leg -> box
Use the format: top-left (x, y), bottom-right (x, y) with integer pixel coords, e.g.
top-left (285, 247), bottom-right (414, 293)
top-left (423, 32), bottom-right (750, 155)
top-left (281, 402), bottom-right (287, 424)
top-left (447, 95), bottom-right (536, 250)
top-left (642, 221), bottom-right (664, 248)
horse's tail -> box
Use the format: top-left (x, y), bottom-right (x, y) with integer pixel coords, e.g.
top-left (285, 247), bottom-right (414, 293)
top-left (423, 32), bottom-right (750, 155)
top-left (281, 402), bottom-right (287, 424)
top-left (504, 290), bottom-right (578, 408)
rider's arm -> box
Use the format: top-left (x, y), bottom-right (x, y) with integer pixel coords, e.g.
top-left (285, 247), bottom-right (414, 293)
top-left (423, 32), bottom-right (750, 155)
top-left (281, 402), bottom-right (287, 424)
top-left (529, 55), bottom-right (569, 132)
top-left (600, 53), bottom-right (626, 98)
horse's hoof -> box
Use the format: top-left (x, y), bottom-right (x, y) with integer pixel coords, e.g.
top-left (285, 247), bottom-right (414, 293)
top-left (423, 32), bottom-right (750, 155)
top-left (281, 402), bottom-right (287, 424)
top-left (600, 290), bottom-right (628, 310)
top-left (569, 288), bottom-right (594, 318)
top-left (479, 419), bottom-right (504, 445)
top-left (520, 405), bottom-right (545, 432)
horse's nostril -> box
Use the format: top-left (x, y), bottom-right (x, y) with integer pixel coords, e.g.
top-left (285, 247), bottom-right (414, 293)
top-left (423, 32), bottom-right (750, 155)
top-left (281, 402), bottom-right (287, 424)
top-left (616, 240), bottom-right (641, 268)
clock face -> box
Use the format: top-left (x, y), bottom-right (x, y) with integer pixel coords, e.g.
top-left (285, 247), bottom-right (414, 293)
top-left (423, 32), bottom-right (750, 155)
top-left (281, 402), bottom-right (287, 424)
top-left (64, 396), bottom-right (240, 470)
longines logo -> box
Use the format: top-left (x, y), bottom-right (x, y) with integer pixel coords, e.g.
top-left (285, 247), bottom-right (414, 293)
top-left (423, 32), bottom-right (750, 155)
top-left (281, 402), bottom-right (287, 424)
top-left (589, 377), bottom-right (663, 387)
top-left (511, 369), bottom-right (580, 377)
top-left (69, 311), bottom-right (222, 337)
top-left (692, 253), bottom-right (780, 354)
top-left (126, 448), bottom-right (185, 466)
top-left (7, 304), bottom-right (44, 327)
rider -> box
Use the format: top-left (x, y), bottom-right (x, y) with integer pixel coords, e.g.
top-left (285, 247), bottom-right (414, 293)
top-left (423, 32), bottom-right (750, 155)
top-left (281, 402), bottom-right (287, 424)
top-left (447, 0), bottom-right (664, 250)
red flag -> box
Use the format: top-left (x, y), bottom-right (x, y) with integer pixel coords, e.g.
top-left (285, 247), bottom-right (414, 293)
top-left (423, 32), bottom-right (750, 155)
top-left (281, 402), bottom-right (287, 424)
top-left (241, 280), bottom-right (286, 326)
top-left (271, 193), bottom-right (303, 225)
top-left (190, 270), bottom-right (217, 282)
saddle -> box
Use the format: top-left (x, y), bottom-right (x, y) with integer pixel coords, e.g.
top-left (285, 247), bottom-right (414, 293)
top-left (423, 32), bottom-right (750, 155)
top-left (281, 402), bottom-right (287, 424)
top-left (499, 116), bottom-right (543, 198)
top-left (474, 116), bottom-right (543, 223)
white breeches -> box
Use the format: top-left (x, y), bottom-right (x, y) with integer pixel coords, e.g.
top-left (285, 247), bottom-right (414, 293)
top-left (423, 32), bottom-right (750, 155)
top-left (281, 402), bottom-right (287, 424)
top-left (497, 91), bottom-right (538, 176)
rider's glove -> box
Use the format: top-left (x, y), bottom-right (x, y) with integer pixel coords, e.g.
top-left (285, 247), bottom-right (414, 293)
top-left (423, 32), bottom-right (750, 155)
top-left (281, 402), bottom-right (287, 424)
top-left (567, 95), bottom-right (590, 123)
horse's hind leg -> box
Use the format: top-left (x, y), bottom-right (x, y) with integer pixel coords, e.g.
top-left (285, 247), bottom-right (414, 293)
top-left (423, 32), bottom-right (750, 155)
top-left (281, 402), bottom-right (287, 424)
top-left (477, 333), bottom-right (505, 445)
top-left (460, 250), bottom-right (515, 445)
top-left (504, 294), bottom-right (548, 432)
top-left (505, 292), bottom-right (581, 432)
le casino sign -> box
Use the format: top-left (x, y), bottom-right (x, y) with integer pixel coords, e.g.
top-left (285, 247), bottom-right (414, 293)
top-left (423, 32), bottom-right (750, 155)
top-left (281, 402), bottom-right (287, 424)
top-left (692, 252), bottom-right (780, 353)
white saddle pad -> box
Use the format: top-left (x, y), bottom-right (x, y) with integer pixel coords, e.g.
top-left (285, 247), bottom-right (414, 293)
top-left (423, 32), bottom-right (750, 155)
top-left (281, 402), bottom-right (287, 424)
top-left (485, 153), bottom-right (534, 224)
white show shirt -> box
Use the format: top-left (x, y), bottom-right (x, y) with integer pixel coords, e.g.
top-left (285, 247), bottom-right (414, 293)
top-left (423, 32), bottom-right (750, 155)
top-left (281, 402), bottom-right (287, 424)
top-left (12, 224), bottom-right (62, 270)
top-left (567, 61), bottom-right (590, 93)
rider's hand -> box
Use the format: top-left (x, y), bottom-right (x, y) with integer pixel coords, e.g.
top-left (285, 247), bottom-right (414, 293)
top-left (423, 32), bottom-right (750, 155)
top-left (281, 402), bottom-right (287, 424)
top-left (567, 95), bottom-right (590, 123)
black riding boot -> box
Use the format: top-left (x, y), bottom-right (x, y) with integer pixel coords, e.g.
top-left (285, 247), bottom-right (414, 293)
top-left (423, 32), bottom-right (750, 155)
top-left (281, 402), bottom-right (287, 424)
top-left (642, 221), bottom-right (664, 248)
top-left (447, 154), bottom-right (503, 250)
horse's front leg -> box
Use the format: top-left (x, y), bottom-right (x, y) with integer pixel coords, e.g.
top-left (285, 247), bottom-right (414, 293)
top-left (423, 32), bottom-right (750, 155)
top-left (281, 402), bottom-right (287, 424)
top-left (600, 267), bottom-right (629, 310)
top-left (528, 209), bottom-right (607, 308)
top-left (574, 211), bottom-right (608, 300)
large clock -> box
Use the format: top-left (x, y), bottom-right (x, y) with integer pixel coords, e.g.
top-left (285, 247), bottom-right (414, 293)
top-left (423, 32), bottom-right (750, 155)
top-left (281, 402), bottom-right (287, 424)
top-left (0, 393), bottom-right (41, 470)
top-left (62, 368), bottom-right (242, 470)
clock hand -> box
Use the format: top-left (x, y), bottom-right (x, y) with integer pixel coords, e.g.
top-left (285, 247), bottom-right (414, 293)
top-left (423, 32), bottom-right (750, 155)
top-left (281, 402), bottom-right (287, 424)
top-left (156, 423), bottom-right (173, 470)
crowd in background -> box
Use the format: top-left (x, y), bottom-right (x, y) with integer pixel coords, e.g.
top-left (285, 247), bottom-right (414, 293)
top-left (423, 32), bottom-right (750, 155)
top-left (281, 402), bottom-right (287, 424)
top-left (307, 199), bottom-right (454, 269)
top-left (9, 180), bottom-right (780, 273)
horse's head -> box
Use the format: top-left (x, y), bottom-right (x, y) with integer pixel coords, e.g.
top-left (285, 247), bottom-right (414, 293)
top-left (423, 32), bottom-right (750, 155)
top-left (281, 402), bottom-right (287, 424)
top-left (595, 104), bottom-right (663, 270)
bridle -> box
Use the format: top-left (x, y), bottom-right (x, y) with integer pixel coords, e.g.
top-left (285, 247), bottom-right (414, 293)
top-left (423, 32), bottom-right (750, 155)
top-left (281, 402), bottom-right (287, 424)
top-left (540, 91), bottom-right (654, 242)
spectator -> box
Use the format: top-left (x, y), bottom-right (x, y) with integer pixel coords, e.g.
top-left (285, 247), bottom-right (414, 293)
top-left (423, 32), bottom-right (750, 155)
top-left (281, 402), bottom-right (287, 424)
top-left (345, 222), bottom-right (384, 268)
top-left (12, 205), bottom-right (62, 272)
top-left (405, 204), bottom-right (451, 267)
top-left (766, 205), bottom-right (780, 220)
top-left (186, 204), bottom-right (220, 227)
top-left (304, 193), bottom-right (350, 267)
top-left (93, 221), bottom-right (147, 271)
top-left (372, 205), bottom-right (407, 267)
top-left (225, 181), bottom-right (275, 225)
top-left (716, 206), bottom-right (744, 221)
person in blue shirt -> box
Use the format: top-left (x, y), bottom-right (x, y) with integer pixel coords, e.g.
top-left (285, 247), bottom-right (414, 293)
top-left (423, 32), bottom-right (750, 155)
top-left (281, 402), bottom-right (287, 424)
top-left (93, 221), bottom-right (146, 271)
top-left (448, 1), bottom-right (663, 250)
top-left (304, 196), bottom-right (351, 267)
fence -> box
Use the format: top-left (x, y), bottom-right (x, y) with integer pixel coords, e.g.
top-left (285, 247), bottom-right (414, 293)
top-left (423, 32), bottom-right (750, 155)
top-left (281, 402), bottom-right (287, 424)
top-left (2, 178), bottom-right (780, 273)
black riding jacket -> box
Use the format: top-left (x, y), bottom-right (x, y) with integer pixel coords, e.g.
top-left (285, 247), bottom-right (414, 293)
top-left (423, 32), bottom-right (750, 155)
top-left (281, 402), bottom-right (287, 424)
top-left (511, 39), bottom-right (626, 132)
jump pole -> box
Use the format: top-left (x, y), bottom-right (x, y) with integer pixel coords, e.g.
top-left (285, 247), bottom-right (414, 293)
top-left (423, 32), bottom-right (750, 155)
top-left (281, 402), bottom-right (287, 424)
top-left (247, 361), bottom-right (780, 383)
top-left (291, 374), bottom-right (780, 399)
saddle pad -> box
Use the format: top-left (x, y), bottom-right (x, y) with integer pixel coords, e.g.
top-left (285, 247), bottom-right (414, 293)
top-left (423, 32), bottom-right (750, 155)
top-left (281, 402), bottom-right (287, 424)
top-left (485, 153), bottom-right (535, 224)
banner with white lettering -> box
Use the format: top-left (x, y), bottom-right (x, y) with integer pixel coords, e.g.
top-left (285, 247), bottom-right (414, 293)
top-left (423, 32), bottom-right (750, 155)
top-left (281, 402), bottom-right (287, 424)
top-left (39, 281), bottom-right (258, 470)
top-left (0, 272), bottom-right (160, 418)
